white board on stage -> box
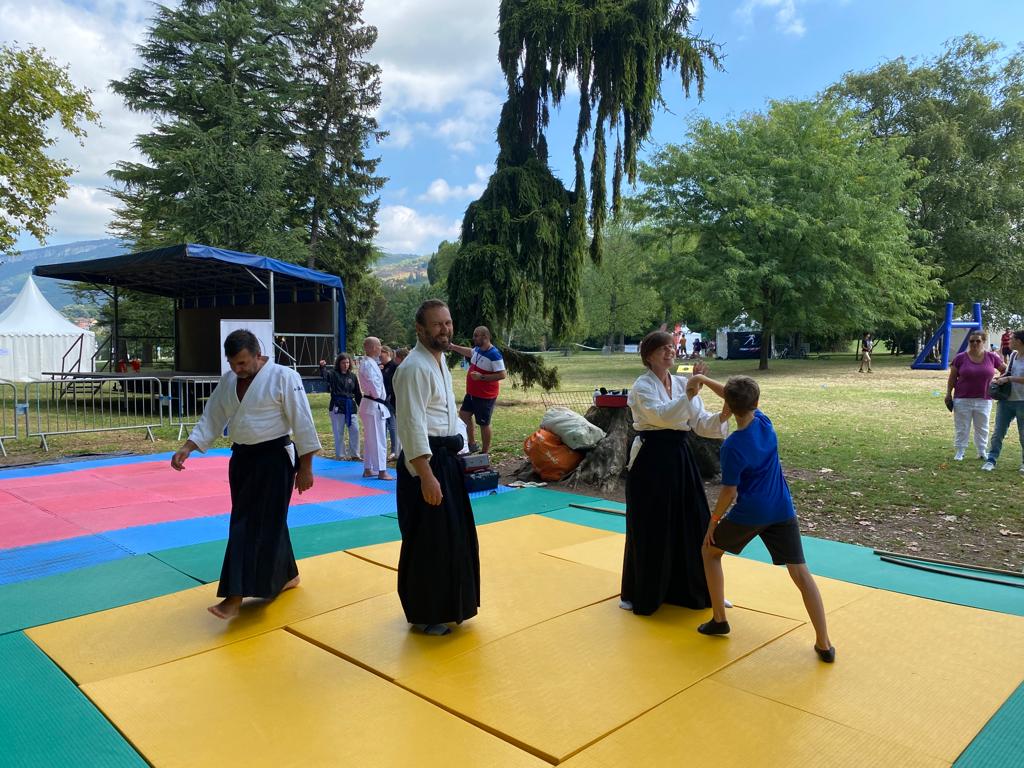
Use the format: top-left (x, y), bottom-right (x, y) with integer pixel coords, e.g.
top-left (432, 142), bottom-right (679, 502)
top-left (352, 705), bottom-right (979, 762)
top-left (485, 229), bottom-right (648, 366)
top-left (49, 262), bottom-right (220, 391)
top-left (219, 320), bottom-right (275, 374)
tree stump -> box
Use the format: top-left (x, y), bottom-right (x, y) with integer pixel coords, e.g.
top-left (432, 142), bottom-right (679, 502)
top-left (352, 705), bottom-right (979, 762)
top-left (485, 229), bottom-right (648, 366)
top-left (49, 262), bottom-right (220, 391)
top-left (567, 405), bottom-right (723, 490)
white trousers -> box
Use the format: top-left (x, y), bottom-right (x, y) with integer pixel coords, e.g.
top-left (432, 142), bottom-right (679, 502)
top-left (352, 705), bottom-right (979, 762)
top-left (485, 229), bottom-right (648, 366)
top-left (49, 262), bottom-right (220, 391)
top-left (359, 401), bottom-right (389, 473)
top-left (952, 398), bottom-right (992, 455)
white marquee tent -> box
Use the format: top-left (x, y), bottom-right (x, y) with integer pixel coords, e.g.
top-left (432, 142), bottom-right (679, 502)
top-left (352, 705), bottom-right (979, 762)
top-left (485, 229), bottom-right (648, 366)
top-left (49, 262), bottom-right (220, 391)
top-left (0, 276), bottom-right (95, 381)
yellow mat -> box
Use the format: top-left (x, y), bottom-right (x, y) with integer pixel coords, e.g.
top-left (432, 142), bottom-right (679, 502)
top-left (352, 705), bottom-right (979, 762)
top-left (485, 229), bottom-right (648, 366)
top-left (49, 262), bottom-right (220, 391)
top-left (560, 678), bottom-right (947, 768)
top-left (398, 598), bottom-right (800, 763)
top-left (27, 550), bottom-right (394, 685)
top-left (543, 536), bottom-right (872, 621)
top-left (82, 630), bottom-right (547, 768)
top-left (290, 552), bottom-right (621, 680)
top-left (713, 589), bottom-right (1024, 763)
top-left (348, 513), bottom-right (617, 570)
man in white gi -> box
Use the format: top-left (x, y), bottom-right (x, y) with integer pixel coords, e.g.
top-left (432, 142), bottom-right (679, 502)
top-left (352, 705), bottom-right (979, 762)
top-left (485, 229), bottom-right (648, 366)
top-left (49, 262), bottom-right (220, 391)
top-left (357, 336), bottom-right (394, 480)
top-left (170, 329), bottom-right (321, 620)
top-left (393, 300), bottom-right (480, 635)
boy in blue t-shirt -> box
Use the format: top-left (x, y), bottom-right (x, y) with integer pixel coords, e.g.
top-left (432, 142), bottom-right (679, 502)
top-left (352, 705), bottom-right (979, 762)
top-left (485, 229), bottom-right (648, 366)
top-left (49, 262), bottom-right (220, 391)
top-left (687, 374), bottom-right (835, 663)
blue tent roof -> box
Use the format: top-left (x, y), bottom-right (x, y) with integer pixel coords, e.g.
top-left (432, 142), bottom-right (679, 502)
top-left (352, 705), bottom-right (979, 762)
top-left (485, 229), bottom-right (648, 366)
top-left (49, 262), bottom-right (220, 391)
top-left (33, 243), bottom-right (343, 297)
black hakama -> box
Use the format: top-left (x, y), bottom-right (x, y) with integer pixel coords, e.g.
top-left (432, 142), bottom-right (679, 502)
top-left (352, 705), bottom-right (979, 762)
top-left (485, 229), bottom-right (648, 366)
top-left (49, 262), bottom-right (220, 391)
top-left (218, 435), bottom-right (299, 598)
top-left (621, 429), bottom-right (711, 614)
top-left (396, 435), bottom-right (480, 625)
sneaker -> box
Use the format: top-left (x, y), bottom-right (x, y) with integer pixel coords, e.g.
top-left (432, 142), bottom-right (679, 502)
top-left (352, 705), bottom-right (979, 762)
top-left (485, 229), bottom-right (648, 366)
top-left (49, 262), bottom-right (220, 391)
top-left (1018, 463), bottom-right (1024, 476)
top-left (467, 442), bottom-right (481, 454)
top-left (981, 461), bottom-right (995, 472)
top-left (953, 449), bottom-right (965, 461)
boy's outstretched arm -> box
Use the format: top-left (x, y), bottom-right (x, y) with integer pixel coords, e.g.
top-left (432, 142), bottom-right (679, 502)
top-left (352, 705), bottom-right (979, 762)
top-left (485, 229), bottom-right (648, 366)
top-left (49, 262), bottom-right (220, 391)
top-left (687, 374), bottom-right (726, 399)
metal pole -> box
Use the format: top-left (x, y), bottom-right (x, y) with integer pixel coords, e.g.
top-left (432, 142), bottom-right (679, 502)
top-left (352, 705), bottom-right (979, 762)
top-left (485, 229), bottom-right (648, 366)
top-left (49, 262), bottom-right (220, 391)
top-left (113, 285), bottom-right (119, 367)
top-left (332, 287), bottom-right (339, 357)
top-left (268, 270), bottom-right (276, 358)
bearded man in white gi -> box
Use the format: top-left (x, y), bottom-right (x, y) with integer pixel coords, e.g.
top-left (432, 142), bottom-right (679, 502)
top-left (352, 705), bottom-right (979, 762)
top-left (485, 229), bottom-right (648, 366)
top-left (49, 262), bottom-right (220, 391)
top-left (171, 329), bottom-right (321, 619)
top-left (357, 336), bottom-right (394, 480)
top-left (393, 300), bottom-right (480, 635)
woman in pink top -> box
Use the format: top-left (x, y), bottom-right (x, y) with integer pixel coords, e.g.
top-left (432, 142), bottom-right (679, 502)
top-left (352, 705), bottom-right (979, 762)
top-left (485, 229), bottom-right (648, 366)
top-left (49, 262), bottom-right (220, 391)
top-left (944, 330), bottom-right (1006, 461)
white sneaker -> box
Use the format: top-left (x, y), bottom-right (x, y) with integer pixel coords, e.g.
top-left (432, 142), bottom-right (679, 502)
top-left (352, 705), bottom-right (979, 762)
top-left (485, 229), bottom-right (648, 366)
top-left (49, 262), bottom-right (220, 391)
top-left (1018, 463), bottom-right (1024, 476)
top-left (953, 449), bottom-right (965, 461)
top-left (981, 461), bottom-right (995, 471)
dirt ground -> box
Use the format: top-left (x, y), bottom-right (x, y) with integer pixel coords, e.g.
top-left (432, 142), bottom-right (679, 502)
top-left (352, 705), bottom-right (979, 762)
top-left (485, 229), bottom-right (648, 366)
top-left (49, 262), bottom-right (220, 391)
top-left (496, 458), bottom-right (1024, 573)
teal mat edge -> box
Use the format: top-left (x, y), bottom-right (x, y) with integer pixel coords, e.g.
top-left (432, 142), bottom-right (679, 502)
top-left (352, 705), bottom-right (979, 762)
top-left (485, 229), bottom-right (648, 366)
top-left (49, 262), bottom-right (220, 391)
top-left (0, 632), bottom-right (146, 767)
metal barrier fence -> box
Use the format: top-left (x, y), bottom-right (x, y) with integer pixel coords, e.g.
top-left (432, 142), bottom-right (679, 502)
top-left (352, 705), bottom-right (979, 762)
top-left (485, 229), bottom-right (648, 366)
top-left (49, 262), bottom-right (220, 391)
top-left (167, 375), bottom-right (221, 440)
top-left (539, 390), bottom-right (597, 414)
top-left (24, 377), bottom-right (165, 451)
top-left (0, 382), bottom-right (17, 457)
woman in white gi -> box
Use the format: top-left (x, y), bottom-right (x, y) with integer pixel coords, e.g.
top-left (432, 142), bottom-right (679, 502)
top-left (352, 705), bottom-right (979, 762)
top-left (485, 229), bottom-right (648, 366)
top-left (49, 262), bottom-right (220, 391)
top-left (357, 336), bottom-right (394, 480)
top-left (171, 329), bottom-right (321, 619)
top-left (621, 330), bottom-right (729, 615)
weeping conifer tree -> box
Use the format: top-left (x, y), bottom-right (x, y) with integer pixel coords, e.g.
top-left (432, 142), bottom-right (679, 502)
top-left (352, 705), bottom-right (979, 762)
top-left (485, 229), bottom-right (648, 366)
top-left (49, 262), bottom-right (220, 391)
top-left (448, 1), bottom-right (720, 344)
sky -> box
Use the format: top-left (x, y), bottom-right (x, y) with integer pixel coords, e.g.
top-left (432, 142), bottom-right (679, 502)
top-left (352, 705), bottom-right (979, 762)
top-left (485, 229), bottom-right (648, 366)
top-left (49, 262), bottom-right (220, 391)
top-left (4, 0), bottom-right (1024, 256)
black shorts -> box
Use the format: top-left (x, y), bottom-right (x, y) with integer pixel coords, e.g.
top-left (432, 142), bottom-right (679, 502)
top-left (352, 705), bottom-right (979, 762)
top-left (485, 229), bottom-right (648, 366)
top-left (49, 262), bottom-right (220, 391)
top-left (460, 394), bottom-right (496, 426)
top-left (710, 517), bottom-right (805, 565)
top-left (1002, 347), bottom-right (1011, 357)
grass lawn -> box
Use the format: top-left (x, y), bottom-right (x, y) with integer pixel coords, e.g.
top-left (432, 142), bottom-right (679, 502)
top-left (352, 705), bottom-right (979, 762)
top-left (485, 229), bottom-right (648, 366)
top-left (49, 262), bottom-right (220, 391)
top-left (2, 352), bottom-right (1021, 567)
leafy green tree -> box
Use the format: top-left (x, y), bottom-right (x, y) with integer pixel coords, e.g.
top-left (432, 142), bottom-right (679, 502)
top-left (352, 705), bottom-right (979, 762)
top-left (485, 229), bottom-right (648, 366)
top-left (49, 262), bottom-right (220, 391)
top-left (288, 0), bottom-right (386, 299)
top-left (580, 226), bottom-right (662, 347)
top-left (634, 100), bottom-right (941, 370)
top-left (426, 239), bottom-right (460, 289)
top-left (447, 1), bottom-right (720, 341)
top-left (828, 35), bottom-right (1024, 315)
top-left (0, 45), bottom-right (99, 253)
top-left (109, 0), bottom-right (303, 259)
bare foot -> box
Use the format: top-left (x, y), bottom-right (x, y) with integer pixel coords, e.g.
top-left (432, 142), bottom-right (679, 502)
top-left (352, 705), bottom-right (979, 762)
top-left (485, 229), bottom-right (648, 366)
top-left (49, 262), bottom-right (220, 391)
top-left (281, 575), bottom-right (300, 592)
top-left (378, 472), bottom-right (395, 480)
top-left (207, 596), bottom-right (242, 620)
top-left (362, 470), bottom-right (375, 478)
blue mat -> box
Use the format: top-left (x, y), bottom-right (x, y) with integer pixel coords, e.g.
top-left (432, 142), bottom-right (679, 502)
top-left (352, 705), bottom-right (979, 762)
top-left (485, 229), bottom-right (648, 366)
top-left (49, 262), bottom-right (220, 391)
top-left (0, 632), bottom-right (147, 767)
top-left (0, 535), bottom-right (130, 586)
top-left (955, 681), bottom-right (1024, 767)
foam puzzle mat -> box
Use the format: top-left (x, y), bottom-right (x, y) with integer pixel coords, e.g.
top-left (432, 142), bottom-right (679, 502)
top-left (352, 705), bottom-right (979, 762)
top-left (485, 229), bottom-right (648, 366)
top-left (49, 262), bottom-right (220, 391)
top-left (19, 514), bottom-right (1024, 766)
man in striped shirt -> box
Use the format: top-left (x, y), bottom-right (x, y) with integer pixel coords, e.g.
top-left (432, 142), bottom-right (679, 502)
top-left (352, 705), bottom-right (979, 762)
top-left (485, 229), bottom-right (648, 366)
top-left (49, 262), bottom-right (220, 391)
top-left (451, 326), bottom-right (506, 454)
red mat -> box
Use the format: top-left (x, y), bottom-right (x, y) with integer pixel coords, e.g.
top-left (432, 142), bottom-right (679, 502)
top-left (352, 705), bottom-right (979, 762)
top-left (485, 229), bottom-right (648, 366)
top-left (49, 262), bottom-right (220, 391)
top-left (0, 457), bottom-right (387, 548)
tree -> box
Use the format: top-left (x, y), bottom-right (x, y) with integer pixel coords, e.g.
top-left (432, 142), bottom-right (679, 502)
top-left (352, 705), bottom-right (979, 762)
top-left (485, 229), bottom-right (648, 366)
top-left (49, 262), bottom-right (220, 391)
top-left (0, 45), bottom-right (99, 253)
top-left (580, 226), bottom-right (662, 347)
top-left (634, 100), bottom-right (941, 370)
top-left (828, 35), bottom-right (1024, 316)
top-left (288, 0), bottom-right (386, 299)
top-left (447, 1), bottom-right (720, 341)
top-left (109, 0), bottom-right (304, 260)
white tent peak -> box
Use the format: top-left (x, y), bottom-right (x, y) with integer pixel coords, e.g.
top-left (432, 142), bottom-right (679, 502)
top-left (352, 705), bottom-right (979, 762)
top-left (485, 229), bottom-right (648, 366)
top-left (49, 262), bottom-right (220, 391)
top-left (0, 276), bottom-right (96, 381)
top-left (0, 276), bottom-right (93, 336)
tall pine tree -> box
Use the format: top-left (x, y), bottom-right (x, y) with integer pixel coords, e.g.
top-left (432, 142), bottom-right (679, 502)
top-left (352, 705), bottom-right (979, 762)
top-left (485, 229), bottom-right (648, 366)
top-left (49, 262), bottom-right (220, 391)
top-left (447, 0), bottom-right (719, 340)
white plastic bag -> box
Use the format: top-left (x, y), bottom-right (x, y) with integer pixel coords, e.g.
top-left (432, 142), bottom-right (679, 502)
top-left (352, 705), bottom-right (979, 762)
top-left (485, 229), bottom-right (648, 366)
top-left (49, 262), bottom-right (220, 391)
top-left (539, 407), bottom-right (606, 450)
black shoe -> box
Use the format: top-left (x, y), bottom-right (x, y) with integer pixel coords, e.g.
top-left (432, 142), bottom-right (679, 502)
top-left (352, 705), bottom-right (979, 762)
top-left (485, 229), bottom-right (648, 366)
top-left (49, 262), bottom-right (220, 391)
top-left (697, 619), bottom-right (731, 635)
top-left (815, 644), bottom-right (836, 663)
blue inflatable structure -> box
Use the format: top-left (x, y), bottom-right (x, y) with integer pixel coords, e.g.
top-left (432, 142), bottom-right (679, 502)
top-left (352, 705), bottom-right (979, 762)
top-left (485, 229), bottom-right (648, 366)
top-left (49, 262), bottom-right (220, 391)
top-left (911, 302), bottom-right (983, 370)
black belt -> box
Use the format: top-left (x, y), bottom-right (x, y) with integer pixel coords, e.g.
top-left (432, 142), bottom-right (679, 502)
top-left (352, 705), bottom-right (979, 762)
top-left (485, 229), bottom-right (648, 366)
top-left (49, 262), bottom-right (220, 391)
top-left (364, 395), bottom-right (388, 405)
top-left (231, 435), bottom-right (291, 453)
top-left (428, 434), bottom-right (464, 453)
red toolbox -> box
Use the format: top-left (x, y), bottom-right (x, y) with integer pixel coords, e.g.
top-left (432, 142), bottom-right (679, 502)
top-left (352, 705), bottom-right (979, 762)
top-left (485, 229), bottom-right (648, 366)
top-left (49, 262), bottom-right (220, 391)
top-left (594, 394), bottom-right (628, 408)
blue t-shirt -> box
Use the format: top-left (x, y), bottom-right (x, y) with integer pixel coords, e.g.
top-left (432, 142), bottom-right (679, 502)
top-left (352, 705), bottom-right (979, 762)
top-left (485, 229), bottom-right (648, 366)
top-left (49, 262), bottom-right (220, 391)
top-left (720, 410), bottom-right (796, 526)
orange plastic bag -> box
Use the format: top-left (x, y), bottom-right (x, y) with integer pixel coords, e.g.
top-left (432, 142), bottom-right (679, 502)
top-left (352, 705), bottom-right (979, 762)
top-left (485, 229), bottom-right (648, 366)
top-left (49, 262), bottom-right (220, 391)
top-left (523, 428), bottom-right (583, 481)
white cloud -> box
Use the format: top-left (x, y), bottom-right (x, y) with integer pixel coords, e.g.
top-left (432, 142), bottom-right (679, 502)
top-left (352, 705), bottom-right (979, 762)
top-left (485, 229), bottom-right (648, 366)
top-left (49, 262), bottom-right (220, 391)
top-left (736, 0), bottom-right (808, 37)
top-left (48, 185), bottom-right (118, 241)
top-left (418, 165), bottom-right (492, 203)
top-left (376, 206), bottom-right (461, 254)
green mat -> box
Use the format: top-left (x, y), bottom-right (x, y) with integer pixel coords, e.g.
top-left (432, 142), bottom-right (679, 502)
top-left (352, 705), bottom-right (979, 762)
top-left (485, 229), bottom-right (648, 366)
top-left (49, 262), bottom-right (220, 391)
top-left (0, 555), bottom-right (200, 636)
top-left (150, 515), bottom-right (403, 583)
top-left (738, 534), bottom-right (1024, 617)
top-left (0, 632), bottom-right (146, 767)
top-left (542, 505), bottom-right (626, 534)
top-left (955, 681), bottom-right (1024, 767)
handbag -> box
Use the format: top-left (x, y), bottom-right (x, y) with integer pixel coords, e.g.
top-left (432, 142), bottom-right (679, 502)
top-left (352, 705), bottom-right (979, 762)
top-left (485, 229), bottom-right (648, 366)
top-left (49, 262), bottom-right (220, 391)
top-left (989, 352), bottom-right (1016, 401)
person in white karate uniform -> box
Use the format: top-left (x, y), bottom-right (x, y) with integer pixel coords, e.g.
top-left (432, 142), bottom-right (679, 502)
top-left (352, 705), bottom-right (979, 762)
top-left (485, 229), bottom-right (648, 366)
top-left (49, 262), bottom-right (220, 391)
top-left (171, 329), bottom-right (321, 620)
top-left (357, 336), bottom-right (394, 480)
